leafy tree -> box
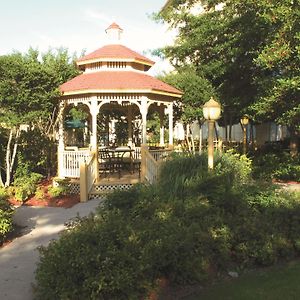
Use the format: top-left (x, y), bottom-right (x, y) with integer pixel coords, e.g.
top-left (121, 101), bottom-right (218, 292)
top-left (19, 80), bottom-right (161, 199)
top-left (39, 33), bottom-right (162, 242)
top-left (159, 66), bottom-right (215, 149)
top-left (250, 0), bottom-right (300, 154)
top-left (157, 0), bottom-right (299, 152)
top-left (0, 48), bottom-right (79, 186)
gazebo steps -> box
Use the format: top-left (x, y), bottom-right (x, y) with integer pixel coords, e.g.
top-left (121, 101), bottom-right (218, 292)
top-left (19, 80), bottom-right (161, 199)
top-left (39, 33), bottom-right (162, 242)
top-left (88, 178), bottom-right (140, 200)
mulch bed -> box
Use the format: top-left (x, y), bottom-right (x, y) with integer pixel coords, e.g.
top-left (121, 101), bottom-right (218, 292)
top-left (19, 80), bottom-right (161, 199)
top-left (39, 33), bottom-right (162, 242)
top-left (2, 180), bottom-right (80, 249)
top-left (8, 179), bottom-right (80, 209)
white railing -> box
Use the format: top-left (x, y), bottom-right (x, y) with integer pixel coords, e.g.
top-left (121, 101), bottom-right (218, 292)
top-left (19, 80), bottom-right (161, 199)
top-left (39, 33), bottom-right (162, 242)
top-left (141, 146), bottom-right (173, 184)
top-left (144, 148), bottom-right (160, 184)
top-left (149, 149), bottom-right (172, 161)
top-left (61, 150), bottom-right (92, 178)
top-left (86, 154), bottom-right (97, 195)
top-left (79, 152), bottom-right (97, 202)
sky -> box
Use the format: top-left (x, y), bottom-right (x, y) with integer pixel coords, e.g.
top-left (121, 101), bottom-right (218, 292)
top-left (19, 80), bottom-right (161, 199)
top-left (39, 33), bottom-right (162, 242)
top-left (0, 0), bottom-right (175, 75)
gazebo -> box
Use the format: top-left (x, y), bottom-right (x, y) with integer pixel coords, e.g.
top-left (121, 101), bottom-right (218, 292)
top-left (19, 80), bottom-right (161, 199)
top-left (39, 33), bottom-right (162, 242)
top-left (57, 23), bottom-right (182, 199)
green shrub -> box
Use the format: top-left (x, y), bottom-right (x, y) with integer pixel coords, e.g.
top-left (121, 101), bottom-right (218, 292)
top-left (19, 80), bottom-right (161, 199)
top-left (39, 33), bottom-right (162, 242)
top-left (13, 172), bottom-right (43, 202)
top-left (48, 185), bottom-right (68, 198)
top-left (252, 151), bottom-right (300, 182)
top-left (35, 187), bottom-right (45, 200)
top-left (34, 153), bottom-right (300, 299)
top-left (0, 188), bottom-right (13, 245)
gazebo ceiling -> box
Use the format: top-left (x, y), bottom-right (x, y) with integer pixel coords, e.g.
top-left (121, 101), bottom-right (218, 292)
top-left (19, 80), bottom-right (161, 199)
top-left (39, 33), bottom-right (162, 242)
top-left (60, 71), bottom-right (183, 97)
top-left (77, 44), bottom-right (155, 67)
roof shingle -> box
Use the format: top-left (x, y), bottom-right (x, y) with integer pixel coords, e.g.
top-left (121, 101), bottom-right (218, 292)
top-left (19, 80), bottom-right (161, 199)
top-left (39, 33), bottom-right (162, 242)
top-left (60, 71), bottom-right (182, 96)
top-left (77, 44), bottom-right (154, 66)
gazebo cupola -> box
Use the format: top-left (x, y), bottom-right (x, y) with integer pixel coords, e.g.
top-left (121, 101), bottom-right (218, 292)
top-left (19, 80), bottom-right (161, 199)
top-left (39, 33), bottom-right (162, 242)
top-left (58, 23), bottom-right (182, 178)
top-left (105, 22), bottom-right (123, 43)
top-left (76, 23), bottom-right (155, 73)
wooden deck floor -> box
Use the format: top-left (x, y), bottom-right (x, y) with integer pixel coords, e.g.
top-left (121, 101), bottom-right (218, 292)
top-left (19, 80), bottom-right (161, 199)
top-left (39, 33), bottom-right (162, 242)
top-left (97, 170), bottom-right (140, 185)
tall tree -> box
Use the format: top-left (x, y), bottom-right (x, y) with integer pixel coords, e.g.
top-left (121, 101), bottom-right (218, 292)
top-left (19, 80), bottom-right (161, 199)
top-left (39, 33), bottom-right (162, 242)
top-left (0, 48), bottom-right (79, 186)
top-left (160, 66), bottom-right (215, 150)
top-left (250, 0), bottom-right (300, 154)
top-left (157, 0), bottom-right (299, 151)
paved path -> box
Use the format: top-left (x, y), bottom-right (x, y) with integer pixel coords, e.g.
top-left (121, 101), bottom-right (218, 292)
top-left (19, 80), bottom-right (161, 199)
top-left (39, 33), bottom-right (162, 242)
top-left (0, 199), bottom-right (102, 300)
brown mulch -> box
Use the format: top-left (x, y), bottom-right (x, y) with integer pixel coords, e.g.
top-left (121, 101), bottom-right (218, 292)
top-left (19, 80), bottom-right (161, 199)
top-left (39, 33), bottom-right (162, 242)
top-left (8, 179), bottom-right (80, 209)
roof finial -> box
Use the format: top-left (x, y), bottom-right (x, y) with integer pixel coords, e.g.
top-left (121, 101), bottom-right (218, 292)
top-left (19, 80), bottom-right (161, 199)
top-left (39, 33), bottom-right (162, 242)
top-left (105, 22), bottom-right (123, 44)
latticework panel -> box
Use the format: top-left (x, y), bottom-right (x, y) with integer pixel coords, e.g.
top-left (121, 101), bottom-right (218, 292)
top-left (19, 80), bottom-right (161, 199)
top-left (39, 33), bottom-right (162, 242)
top-left (69, 183), bottom-right (80, 194)
top-left (93, 183), bottom-right (133, 192)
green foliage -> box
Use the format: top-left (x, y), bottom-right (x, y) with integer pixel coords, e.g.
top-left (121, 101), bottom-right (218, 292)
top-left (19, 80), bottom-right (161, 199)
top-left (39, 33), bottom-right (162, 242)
top-left (13, 172), bottom-right (43, 202)
top-left (252, 148), bottom-right (300, 181)
top-left (0, 188), bottom-right (13, 244)
top-left (186, 259), bottom-right (300, 300)
top-left (48, 186), bottom-right (68, 198)
top-left (159, 66), bottom-right (215, 123)
top-left (35, 187), bottom-right (45, 200)
top-left (17, 129), bottom-right (57, 177)
top-left (158, 150), bottom-right (252, 200)
top-left (34, 153), bottom-right (300, 299)
top-left (0, 48), bottom-right (79, 184)
top-left (157, 0), bottom-right (300, 144)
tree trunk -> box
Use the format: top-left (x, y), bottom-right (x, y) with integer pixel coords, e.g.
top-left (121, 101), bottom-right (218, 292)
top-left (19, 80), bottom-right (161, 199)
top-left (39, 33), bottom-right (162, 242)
top-left (0, 169), bottom-right (4, 187)
top-left (190, 125), bottom-right (195, 153)
top-left (185, 124), bottom-right (191, 152)
top-left (289, 127), bottom-right (299, 157)
top-left (229, 115), bottom-right (233, 142)
top-left (197, 118), bottom-right (203, 154)
top-left (5, 127), bottom-right (20, 187)
top-left (224, 113), bottom-right (228, 142)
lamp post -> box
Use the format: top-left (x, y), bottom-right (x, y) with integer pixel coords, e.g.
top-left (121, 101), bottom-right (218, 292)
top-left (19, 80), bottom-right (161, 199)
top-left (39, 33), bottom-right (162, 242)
top-left (240, 115), bottom-right (249, 154)
top-left (203, 97), bottom-right (221, 169)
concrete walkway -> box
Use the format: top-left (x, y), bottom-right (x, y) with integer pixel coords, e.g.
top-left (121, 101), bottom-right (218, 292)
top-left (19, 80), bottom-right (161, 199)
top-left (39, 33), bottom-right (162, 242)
top-left (0, 199), bottom-right (102, 300)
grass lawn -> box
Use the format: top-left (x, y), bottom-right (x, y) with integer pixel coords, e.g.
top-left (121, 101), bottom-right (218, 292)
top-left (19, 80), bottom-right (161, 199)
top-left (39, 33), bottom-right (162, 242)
top-left (184, 259), bottom-right (300, 300)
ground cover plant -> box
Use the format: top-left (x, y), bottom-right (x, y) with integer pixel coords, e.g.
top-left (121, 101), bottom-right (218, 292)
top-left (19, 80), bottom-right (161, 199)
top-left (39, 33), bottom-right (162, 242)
top-left (35, 151), bottom-right (300, 299)
top-left (185, 259), bottom-right (300, 300)
top-left (251, 142), bottom-right (300, 182)
top-left (0, 187), bottom-right (13, 245)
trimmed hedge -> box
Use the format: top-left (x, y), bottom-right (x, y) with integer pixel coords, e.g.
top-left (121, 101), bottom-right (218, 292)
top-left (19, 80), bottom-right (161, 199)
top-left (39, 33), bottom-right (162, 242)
top-left (35, 152), bottom-right (300, 299)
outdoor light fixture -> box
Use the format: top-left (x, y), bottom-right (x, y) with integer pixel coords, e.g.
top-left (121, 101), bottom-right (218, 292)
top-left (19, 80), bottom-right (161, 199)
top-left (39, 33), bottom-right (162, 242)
top-left (240, 115), bottom-right (249, 126)
top-left (203, 97), bottom-right (222, 121)
top-left (240, 115), bottom-right (249, 154)
top-left (203, 97), bottom-right (221, 169)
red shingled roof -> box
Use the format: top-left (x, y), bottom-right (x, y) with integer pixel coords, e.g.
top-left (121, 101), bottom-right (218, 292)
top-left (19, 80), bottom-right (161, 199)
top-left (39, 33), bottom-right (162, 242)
top-left (60, 71), bottom-right (182, 96)
top-left (105, 22), bottom-right (123, 32)
top-left (77, 44), bottom-right (155, 66)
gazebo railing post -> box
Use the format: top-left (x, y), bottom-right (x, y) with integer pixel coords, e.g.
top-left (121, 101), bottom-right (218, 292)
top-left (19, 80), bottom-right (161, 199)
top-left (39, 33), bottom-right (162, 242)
top-left (141, 144), bottom-right (147, 182)
top-left (168, 103), bottom-right (174, 147)
top-left (159, 105), bottom-right (165, 147)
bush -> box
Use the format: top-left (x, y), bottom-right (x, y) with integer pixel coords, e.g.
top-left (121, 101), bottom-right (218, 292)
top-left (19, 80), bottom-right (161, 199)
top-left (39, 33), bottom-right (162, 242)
top-left (252, 150), bottom-right (300, 182)
top-left (34, 153), bottom-right (300, 299)
top-left (12, 172), bottom-right (43, 202)
top-left (0, 188), bottom-right (13, 245)
top-left (48, 186), bottom-right (68, 198)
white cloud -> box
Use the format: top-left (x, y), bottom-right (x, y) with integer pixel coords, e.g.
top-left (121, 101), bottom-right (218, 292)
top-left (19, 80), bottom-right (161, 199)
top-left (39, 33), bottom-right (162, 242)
top-left (84, 9), bottom-right (114, 25)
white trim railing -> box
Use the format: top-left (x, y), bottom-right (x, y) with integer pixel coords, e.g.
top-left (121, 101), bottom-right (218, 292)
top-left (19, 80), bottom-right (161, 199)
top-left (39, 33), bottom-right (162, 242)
top-left (61, 150), bottom-right (92, 178)
top-left (141, 145), bottom-right (172, 184)
top-left (86, 154), bottom-right (97, 195)
top-left (80, 152), bottom-right (97, 202)
top-left (149, 149), bottom-right (172, 161)
top-left (144, 148), bottom-right (160, 184)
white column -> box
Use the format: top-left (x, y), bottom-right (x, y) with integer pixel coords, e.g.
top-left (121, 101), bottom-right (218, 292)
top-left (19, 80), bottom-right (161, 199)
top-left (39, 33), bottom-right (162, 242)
top-left (140, 97), bottom-right (148, 145)
top-left (168, 103), bottom-right (174, 146)
top-left (127, 105), bottom-right (133, 147)
top-left (90, 98), bottom-right (98, 151)
top-left (57, 102), bottom-right (65, 178)
top-left (159, 105), bottom-right (165, 147)
top-left (90, 97), bottom-right (99, 181)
